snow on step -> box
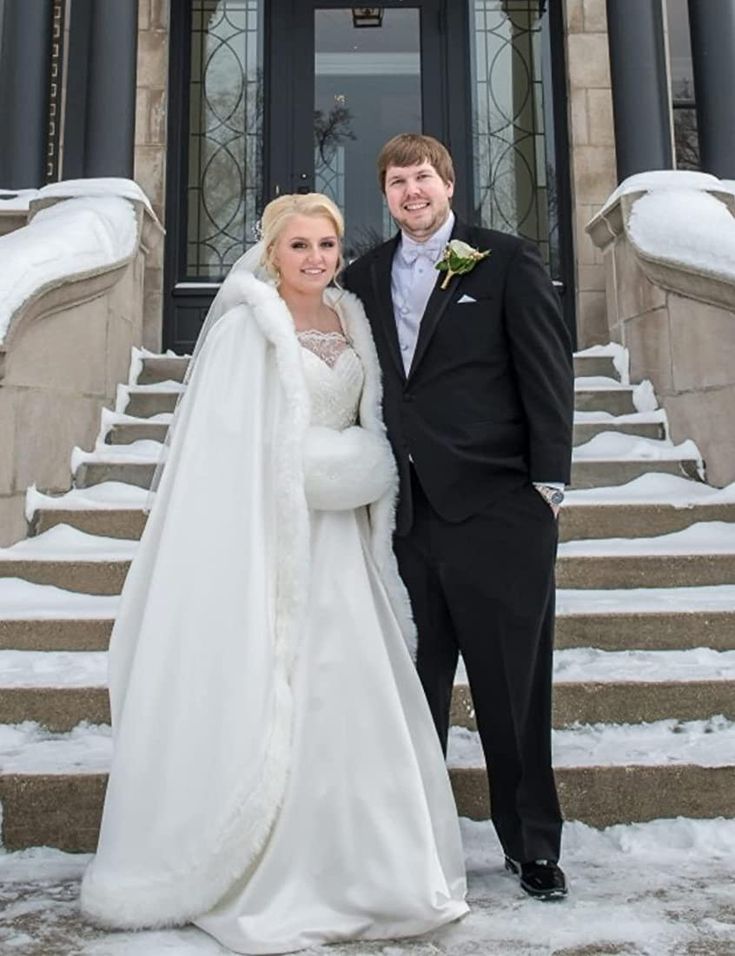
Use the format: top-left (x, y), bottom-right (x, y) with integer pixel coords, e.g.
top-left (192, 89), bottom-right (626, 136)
top-left (26, 482), bottom-right (149, 521)
top-left (0, 651), bottom-right (107, 687)
top-left (0, 580), bottom-right (118, 619)
top-left (565, 473), bottom-right (735, 506)
top-left (0, 525), bottom-right (138, 562)
top-left (574, 408), bottom-right (666, 425)
top-left (560, 521), bottom-right (735, 557)
top-left (553, 647), bottom-right (735, 682)
top-left (448, 717), bottom-right (735, 769)
top-left (98, 406), bottom-right (172, 441)
top-left (0, 722), bottom-right (110, 773)
top-left (557, 584), bottom-right (735, 615)
top-left (575, 375), bottom-right (632, 391)
top-left (71, 439), bottom-right (164, 472)
top-left (454, 647), bottom-right (735, 685)
top-left (572, 432), bottom-right (701, 464)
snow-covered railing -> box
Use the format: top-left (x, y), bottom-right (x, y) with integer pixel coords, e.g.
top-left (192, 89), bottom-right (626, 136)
top-left (587, 171), bottom-right (735, 487)
top-left (0, 179), bottom-right (163, 545)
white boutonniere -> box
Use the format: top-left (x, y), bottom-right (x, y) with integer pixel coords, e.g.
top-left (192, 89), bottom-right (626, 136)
top-left (436, 239), bottom-right (491, 289)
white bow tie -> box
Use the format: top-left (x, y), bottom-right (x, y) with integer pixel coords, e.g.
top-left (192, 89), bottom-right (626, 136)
top-left (400, 238), bottom-right (442, 266)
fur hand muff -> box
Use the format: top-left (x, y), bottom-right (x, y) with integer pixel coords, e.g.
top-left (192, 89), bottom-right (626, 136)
top-left (302, 425), bottom-right (397, 511)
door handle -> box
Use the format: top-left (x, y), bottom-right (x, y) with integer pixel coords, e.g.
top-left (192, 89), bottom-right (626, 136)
top-left (296, 171), bottom-right (311, 194)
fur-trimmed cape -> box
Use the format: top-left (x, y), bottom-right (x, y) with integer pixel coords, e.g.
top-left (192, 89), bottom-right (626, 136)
top-left (80, 273), bottom-right (414, 929)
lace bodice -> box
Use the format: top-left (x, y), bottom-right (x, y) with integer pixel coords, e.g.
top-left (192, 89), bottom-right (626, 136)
top-left (297, 330), bottom-right (363, 430)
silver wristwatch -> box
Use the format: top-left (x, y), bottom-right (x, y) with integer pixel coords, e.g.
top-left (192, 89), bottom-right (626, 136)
top-left (536, 485), bottom-right (565, 509)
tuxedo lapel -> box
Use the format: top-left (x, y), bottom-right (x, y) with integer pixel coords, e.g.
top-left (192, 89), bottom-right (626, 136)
top-left (369, 235), bottom-right (405, 382)
top-left (407, 218), bottom-right (472, 381)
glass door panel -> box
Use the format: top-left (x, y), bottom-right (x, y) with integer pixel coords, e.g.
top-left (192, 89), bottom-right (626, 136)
top-left (313, 8), bottom-right (422, 257)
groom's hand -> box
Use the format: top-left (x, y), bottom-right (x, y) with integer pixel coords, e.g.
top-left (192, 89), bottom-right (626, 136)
top-left (533, 483), bottom-right (564, 518)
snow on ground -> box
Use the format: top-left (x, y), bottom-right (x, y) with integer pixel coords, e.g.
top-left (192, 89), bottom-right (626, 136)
top-left (1, 818), bottom-right (734, 955)
top-left (0, 722), bottom-right (111, 773)
top-left (0, 525), bottom-right (137, 562)
top-left (556, 584), bottom-right (735, 615)
top-left (560, 521), bottom-right (735, 556)
top-left (0, 580), bottom-right (118, 620)
top-left (572, 431), bottom-right (700, 463)
top-left (0, 196), bottom-right (138, 341)
top-left (564, 473), bottom-right (735, 506)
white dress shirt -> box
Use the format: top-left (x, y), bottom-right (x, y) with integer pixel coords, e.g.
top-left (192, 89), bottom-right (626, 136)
top-left (391, 212), bottom-right (455, 375)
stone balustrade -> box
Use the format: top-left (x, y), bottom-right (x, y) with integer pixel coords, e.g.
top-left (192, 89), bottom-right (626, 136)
top-left (587, 174), bottom-right (735, 486)
top-left (0, 189), bottom-right (163, 545)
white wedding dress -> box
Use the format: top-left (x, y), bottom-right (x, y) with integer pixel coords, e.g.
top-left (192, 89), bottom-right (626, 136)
top-left (194, 330), bottom-right (468, 954)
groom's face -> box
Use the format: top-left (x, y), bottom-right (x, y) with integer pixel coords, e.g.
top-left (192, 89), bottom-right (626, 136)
top-left (384, 160), bottom-right (454, 242)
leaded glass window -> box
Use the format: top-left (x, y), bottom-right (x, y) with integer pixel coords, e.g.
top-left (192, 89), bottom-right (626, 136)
top-left (186, 0), bottom-right (263, 279)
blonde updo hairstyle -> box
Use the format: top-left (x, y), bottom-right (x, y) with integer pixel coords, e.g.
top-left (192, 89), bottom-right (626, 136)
top-left (260, 192), bottom-right (345, 285)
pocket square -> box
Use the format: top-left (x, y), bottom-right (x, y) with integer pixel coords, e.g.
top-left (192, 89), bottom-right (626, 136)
top-left (457, 294), bottom-right (477, 304)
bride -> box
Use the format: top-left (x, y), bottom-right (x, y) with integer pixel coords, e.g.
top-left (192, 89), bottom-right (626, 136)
top-left (80, 192), bottom-right (468, 953)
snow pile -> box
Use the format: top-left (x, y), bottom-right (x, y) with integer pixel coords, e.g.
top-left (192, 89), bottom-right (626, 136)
top-left (71, 438), bottom-right (165, 474)
top-left (0, 579), bottom-right (118, 620)
top-left (0, 195), bottom-right (138, 341)
top-left (0, 721), bottom-right (111, 773)
top-left (559, 520), bottom-right (735, 557)
top-left (0, 524), bottom-right (137, 562)
top-left (572, 431), bottom-right (700, 463)
top-left (629, 188), bottom-right (735, 282)
top-left (0, 650), bottom-right (107, 688)
top-left (25, 481), bottom-right (149, 521)
top-left (575, 342), bottom-right (630, 383)
top-left (599, 170), bottom-right (723, 215)
top-left (557, 583), bottom-right (735, 615)
top-left (565, 472), bottom-right (735, 506)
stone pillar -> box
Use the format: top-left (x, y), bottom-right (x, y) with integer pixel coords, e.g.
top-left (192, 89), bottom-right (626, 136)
top-left (0, 0), bottom-right (53, 188)
top-left (565, 0), bottom-right (617, 346)
top-left (64, 0), bottom-right (138, 178)
top-left (606, 0), bottom-right (673, 180)
top-left (688, 0), bottom-right (735, 179)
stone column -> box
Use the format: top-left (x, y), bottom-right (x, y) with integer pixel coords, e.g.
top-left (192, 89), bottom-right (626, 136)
top-left (605, 0), bottom-right (673, 180)
top-left (688, 0), bottom-right (735, 179)
top-left (65, 0), bottom-right (138, 178)
top-left (565, 0), bottom-right (617, 346)
top-left (0, 0), bottom-right (53, 188)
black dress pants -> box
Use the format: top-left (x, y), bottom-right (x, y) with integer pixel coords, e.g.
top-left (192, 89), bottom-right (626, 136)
top-left (393, 468), bottom-right (563, 863)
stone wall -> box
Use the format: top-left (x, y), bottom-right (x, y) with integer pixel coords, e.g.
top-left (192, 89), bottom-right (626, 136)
top-left (564, 0), bottom-right (618, 347)
top-left (134, 0), bottom-right (169, 351)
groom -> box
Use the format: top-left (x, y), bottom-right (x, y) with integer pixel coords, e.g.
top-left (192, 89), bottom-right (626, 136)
top-left (343, 134), bottom-right (574, 899)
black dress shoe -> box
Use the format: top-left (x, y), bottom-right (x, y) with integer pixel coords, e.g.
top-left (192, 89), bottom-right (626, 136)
top-left (504, 856), bottom-right (568, 900)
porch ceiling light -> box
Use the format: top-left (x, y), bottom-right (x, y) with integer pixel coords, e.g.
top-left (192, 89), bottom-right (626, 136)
top-left (352, 7), bottom-right (384, 28)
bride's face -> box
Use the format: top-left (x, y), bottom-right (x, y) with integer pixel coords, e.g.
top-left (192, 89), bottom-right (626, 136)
top-left (272, 215), bottom-right (341, 294)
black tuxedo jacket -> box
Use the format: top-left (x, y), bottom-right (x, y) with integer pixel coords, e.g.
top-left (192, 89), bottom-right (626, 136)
top-left (343, 219), bottom-right (574, 533)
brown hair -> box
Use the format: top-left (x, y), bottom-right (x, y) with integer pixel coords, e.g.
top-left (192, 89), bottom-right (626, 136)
top-left (377, 133), bottom-right (455, 192)
top-left (260, 192), bottom-right (345, 280)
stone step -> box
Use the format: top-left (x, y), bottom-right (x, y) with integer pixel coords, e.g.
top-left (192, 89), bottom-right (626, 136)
top-left (7, 675), bottom-right (733, 735)
top-left (574, 386), bottom-right (636, 415)
top-left (123, 389), bottom-right (180, 418)
top-left (573, 354), bottom-right (618, 379)
top-left (0, 559), bottom-right (129, 594)
top-left (6, 646), bottom-right (733, 731)
top-left (137, 355), bottom-right (188, 385)
top-left (4, 600), bottom-right (732, 653)
top-left (75, 461), bottom-right (156, 490)
top-left (451, 680), bottom-right (735, 732)
top-left (557, 552), bottom-right (735, 589)
top-left (106, 421), bottom-right (169, 445)
top-left (2, 758), bottom-right (732, 851)
top-left (560, 501), bottom-right (735, 541)
top-left (33, 508), bottom-right (147, 540)
top-left (573, 419), bottom-right (664, 445)
top-left (569, 458), bottom-right (701, 489)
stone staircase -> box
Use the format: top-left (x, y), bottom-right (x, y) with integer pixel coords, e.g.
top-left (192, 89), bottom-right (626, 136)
top-left (1, 346), bottom-right (735, 849)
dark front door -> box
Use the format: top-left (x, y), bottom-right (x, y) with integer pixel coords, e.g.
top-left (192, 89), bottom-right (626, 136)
top-left (164, 1), bottom-right (572, 352)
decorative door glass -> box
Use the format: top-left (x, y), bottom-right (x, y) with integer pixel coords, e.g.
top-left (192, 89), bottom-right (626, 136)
top-left (186, 0), bottom-right (264, 279)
